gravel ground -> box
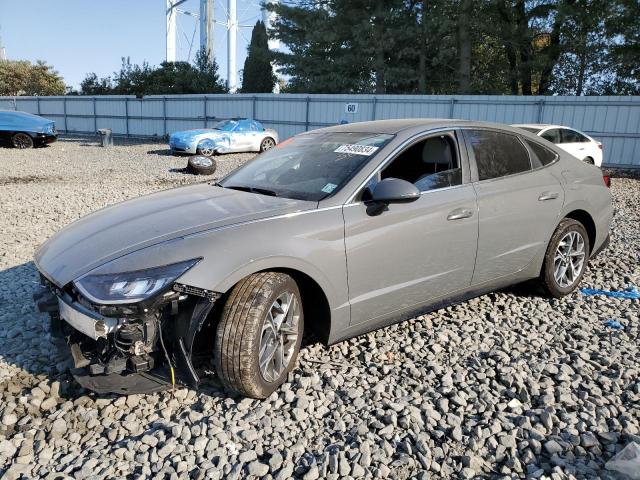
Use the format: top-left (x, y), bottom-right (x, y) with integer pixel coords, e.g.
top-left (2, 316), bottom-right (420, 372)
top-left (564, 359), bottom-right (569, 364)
top-left (0, 136), bottom-right (639, 480)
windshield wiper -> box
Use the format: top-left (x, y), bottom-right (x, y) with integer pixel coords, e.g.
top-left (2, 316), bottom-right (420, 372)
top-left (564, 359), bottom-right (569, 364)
top-left (224, 185), bottom-right (278, 197)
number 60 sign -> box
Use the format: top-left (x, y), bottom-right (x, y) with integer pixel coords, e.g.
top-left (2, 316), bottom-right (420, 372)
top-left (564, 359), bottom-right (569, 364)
top-left (344, 103), bottom-right (359, 114)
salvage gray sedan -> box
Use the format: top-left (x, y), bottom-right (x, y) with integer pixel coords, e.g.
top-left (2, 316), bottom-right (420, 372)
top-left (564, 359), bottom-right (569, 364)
top-left (34, 119), bottom-right (613, 398)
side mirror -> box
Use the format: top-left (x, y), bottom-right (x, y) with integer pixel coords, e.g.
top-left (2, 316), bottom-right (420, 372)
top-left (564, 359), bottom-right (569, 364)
top-left (369, 178), bottom-right (421, 204)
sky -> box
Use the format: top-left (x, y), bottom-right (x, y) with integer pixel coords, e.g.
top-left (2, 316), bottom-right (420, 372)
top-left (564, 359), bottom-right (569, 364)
top-left (0, 0), bottom-right (264, 89)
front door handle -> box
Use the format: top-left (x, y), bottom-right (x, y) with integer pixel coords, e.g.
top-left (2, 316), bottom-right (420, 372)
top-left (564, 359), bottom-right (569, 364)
top-left (447, 208), bottom-right (473, 221)
top-left (538, 191), bottom-right (559, 201)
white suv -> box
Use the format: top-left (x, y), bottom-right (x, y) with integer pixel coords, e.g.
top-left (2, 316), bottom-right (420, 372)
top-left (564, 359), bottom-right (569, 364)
top-left (513, 124), bottom-right (603, 167)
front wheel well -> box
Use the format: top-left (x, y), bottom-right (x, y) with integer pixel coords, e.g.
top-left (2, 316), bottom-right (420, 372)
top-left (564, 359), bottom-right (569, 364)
top-left (564, 209), bottom-right (596, 253)
top-left (268, 268), bottom-right (331, 345)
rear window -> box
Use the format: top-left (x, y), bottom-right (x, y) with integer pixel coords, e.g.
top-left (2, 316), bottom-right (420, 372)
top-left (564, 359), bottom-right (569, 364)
top-left (466, 130), bottom-right (531, 181)
top-left (525, 139), bottom-right (558, 168)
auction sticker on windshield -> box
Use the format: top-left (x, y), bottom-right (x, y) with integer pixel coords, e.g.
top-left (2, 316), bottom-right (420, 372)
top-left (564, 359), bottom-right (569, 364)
top-left (334, 144), bottom-right (379, 156)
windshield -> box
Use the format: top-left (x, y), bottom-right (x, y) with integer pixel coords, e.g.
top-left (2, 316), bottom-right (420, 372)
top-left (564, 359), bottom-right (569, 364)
top-left (219, 132), bottom-right (394, 201)
top-left (214, 120), bottom-right (238, 131)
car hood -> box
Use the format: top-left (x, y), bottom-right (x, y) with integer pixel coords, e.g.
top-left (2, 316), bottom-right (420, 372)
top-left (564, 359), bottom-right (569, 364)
top-left (1, 111), bottom-right (54, 132)
top-left (35, 183), bottom-right (316, 287)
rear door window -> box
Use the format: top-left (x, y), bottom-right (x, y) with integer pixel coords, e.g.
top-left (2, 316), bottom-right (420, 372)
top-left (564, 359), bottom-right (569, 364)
top-left (541, 129), bottom-right (561, 144)
top-left (465, 130), bottom-right (531, 181)
top-left (561, 129), bottom-right (589, 143)
top-left (524, 139), bottom-right (558, 168)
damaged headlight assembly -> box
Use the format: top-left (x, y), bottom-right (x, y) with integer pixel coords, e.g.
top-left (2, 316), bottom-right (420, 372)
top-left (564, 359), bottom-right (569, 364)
top-left (39, 256), bottom-right (216, 394)
top-left (73, 258), bottom-right (201, 305)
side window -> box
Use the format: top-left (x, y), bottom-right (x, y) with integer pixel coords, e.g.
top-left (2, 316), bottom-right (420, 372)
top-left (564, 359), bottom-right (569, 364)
top-left (541, 129), bottom-right (561, 144)
top-left (235, 121), bottom-right (251, 132)
top-left (378, 133), bottom-right (462, 192)
top-left (561, 129), bottom-right (588, 143)
top-left (466, 130), bottom-right (531, 181)
top-left (524, 139), bottom-right (558, 168)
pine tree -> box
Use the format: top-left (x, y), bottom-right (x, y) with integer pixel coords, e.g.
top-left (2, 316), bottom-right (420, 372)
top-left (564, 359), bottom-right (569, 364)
top-left (241, 21), bottom-right (276, 93)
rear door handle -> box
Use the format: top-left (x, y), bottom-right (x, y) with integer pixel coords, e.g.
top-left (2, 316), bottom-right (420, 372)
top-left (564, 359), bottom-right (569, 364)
top-left (538, 192), bottom-right (559, 201)
top-left (447, 208), bottom-right (473, 220)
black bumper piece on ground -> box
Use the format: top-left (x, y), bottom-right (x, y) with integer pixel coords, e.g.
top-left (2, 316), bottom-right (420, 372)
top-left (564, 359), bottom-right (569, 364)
top-left (71, 366), bottom-right (171, 394)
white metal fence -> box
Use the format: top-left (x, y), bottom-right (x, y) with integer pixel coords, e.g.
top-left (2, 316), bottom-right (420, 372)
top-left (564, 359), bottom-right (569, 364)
top-left (1, 93), bottom-right (639, 167)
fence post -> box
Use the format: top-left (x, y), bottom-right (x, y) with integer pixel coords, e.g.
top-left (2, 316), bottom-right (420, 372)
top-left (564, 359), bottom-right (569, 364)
top-left (163, 96), bottom-right (167, 136)
top-left (13, 97), bottom-right (17, 110)
top-left (36, 97), bottom-right (41, 115)
top-left (203, 96), bottom-right (207, 128)
top-left (93, 97), bottom-right (97, 133)
top-left (305, 96), bottom-right (310, 131)
top-left (124, 98), bottom-right (129, 137)
top-left (537, 99), bottom-right (545, 123)
top-left (63, 97), bottom-right (68, 133)
top-left (252, 96), bottom-right (257, 119)
top-left (371, 96), bottom-right (377, 121)
top-left (449, 98), bottom-right (457, 118)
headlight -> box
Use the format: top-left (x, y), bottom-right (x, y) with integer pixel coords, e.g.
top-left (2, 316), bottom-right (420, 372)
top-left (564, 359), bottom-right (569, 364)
top-left (73, 259), bottom-right (200, 304)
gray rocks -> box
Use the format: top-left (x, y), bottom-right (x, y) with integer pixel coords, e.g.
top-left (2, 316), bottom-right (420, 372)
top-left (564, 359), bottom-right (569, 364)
top-left (247, 460), bottom-right (269, 477)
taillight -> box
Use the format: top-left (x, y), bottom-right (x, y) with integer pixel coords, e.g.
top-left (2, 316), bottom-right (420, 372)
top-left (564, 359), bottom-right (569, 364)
top-left (602, 175), bottom-right (611, 188)
top-left (597, 142), bottom-right (603, 150)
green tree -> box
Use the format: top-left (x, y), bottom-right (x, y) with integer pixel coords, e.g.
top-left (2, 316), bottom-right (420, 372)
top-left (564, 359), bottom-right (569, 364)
top-left (79, 49), bottom-right (226, 96)
top-left (241, 21), bottom-right (276, 92)
top-left (80, 73), bottom-right (113, 95)
top-left (0, 60), bottom-right (65, 96)
top-left (603, 0), bottom-right (640, 94)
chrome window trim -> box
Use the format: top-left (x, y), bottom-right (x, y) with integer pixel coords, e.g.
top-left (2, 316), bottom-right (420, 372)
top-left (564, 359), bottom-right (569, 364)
top-left (345, 127), bottom-right (464, 204)
top-left (345, 183), bottom-right (467, 208)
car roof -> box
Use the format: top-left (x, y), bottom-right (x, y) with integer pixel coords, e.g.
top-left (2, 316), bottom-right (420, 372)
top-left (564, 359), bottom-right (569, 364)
top-left (313, 118), bottom-right (526, 135)
top-left (512, 123), bottom-right (567, 130)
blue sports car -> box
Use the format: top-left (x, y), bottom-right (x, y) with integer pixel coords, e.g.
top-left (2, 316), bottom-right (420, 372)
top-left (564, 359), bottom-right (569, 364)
top-left (0, 110), bottom-right (57, 149)
top-left (169, 118), bottom-right (279, 156)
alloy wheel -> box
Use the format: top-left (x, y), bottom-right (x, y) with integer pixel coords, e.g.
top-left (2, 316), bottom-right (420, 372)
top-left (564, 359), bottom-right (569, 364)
top-left (13, 133), bottom-right (32, 149)
top-left (261, 138), bottom-right (275, 151)
top-left (197, 141), bottom-right (215, 156)
top-left (259, 291), bottom-right (300, 383)
top-left (553, 231), bottom-right (586, 288)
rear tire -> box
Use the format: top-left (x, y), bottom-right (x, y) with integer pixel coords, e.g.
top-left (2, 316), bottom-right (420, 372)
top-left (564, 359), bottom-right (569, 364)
top-left (260, 137), bottom-right (276, 152)
top-left (583, 157), bottom-right (595, 165)
top-left (214, 272), bottom-right (304, 398)
top-left (540, 219), bottom-right (590, 298)
top-left (12, 133), bottom-right (34, 149)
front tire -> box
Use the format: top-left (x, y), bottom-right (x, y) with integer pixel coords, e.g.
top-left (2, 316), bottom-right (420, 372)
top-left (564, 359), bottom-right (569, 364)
top-left (214, 272), bottom-right (304, 398)
top-left (196, 140), bottom-right (215, 157)
top-left (12, 133), bottom-right (34, 149)
top-left (540, 219), bottom-right (590, 298)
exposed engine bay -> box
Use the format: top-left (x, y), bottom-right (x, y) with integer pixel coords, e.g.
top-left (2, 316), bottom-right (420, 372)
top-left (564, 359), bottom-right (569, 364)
top-left (35, 276), bottom-right (221, 394)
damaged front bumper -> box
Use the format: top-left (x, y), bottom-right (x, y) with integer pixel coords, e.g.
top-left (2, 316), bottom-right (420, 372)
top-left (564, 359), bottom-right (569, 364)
top-left (35, 278), bottom-right (221, 394)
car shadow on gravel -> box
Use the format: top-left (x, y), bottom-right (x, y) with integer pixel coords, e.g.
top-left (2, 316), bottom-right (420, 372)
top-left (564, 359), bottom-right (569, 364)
top-left (0, 261), bottom-right (82, 400)
top-left (147, 148), bottom-right (175, 157)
